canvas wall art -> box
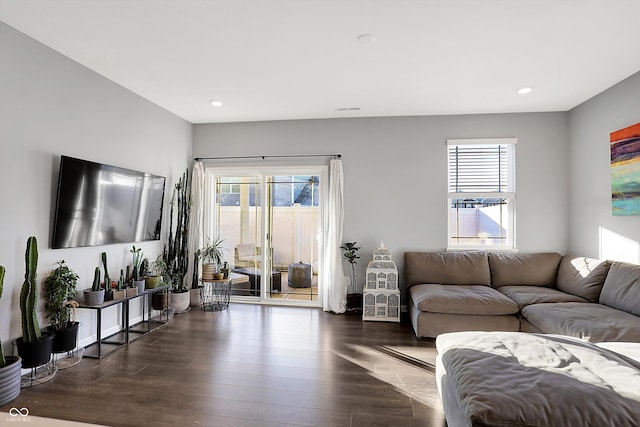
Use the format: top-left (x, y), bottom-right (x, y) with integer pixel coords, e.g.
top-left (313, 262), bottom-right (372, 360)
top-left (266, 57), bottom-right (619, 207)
top-left (610, 122), bottom-right (640, 215)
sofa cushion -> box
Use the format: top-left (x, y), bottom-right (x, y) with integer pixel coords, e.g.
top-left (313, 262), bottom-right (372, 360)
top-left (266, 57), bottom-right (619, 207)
top-left (522, 302), bottom-right (640, 342)
top-left (410, 283), bottom-right (518, 315)
top-left (498, 285), bottom-right (588, 309)
top-left (404, 251), bottom-right (490, 287)
top-left (599, 262), bottom-right (640, 316)
top-left (556, 256), bottom-right (611, 302)
top-left (489, 252), bottom-right (562, 288)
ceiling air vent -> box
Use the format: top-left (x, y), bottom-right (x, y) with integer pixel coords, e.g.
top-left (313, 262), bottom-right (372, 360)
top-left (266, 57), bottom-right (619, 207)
top-left (335, 107), bottom-right (361, 112)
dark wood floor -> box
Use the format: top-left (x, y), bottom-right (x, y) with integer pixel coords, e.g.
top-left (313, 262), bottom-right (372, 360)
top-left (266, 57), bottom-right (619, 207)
top-left (1, 304), bottom-right (446, 426)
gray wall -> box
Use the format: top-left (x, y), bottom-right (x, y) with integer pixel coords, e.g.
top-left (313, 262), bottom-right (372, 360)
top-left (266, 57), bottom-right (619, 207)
top-left (568, 71), bottom-right (640, 262)
top-left (0, 23), bottom-right (192, 351)
top-left (194, 112), bottom-right (571, 291)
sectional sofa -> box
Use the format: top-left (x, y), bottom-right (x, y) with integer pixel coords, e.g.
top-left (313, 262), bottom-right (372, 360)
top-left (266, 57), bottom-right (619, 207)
top-left (405, 251), bottom-right (640, 342)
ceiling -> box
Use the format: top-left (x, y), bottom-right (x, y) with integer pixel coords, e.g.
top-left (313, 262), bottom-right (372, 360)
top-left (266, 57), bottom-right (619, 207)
top-left (2, 0), bottom-right (640, 124)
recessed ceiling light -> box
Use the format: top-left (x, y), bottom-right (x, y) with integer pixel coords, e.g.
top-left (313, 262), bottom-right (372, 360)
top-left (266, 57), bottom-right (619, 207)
top-left (357, 34), bottom-right (376, 44)
top-left (209, 100), bottom-right (223, 107)
top-left (517, 86), bottom-right (534, 95)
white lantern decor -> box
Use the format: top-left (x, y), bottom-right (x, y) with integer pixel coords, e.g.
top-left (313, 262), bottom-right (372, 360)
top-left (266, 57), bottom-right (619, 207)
top-left (363, 242), bottom-right (400, 322)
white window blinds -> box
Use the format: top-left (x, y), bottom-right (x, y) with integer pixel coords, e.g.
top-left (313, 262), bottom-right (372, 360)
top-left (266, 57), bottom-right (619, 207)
top-left (447, 138), bottom-right (516, 194)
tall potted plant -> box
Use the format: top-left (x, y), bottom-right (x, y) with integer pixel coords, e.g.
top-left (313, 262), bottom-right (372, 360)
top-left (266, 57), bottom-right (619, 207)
top-left (189, 249), bottom-right (202, 307)
top-left (0, 265), bottom-right (22, 406)
top-left (340, 241), bottom-right (362, 311)
top-left (16, 236), bottom-right (55, 368)
top-left (163, 170), bottom-right (191, 312)
top-left (44, 260), bottom-right (80, 353)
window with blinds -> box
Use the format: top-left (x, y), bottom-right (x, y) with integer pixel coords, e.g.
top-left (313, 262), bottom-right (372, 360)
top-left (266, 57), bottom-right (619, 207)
top-left (447, 138), bottom-right (516, 249)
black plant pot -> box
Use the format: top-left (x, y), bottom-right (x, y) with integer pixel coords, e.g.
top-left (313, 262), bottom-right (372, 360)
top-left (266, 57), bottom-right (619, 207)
top-left (152, 292), bottom-right (170, 311)
top-left (346, 293), bottom-right (363, 312)
top-left (104, 289), bottom-right (114, 301)
top-left (16, 332), bottom-right (54, 368)
top-left (49, 321), bottom-right (80, 353)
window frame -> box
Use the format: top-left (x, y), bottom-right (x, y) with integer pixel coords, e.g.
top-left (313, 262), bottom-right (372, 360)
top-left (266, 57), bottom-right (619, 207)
top-left (446, 138), bottom-right (517, 251)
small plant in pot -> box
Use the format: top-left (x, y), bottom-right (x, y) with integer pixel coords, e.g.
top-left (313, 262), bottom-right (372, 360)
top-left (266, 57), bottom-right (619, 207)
top-left (84, 267), bottom-right (105, 306)
top-left (143, 258), bottom-right (161, 289)
top-left (44, 260), bottom-right (81, 354)
top-left (101, 252), bottom-right (113, 301)
top-left (16, 236), bottom-right (55, 369)
top-left (113, 269), bottom-right (127, 300)
top-left (130, 245), bottom-right (146, 293)
top-left (0, 265), bottom-right (22, 406)
top-left (201, 236), bottom-right (226, 281)
top-left (151, 256), bottom-right (170, 311)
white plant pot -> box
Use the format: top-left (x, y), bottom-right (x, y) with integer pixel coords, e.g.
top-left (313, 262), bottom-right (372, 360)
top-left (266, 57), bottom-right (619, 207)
top-left (172, 290), bottom-right (190, 313)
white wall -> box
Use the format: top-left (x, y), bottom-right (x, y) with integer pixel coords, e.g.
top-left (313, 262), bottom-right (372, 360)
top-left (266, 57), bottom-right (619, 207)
top-left (0, 23), bottom-right (192, 354)
top-left (568, 71), bottom-right (640, 262)
top-left (194, 112), bottom-right (570, 295)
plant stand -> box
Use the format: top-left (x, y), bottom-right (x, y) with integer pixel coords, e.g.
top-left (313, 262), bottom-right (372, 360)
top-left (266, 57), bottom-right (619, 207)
top-left (53, 347), bottom-right (84, 370)
top-left (20, 361), bottom-right (57, 388)
top-left (200, 279), bottom-right (231, 311)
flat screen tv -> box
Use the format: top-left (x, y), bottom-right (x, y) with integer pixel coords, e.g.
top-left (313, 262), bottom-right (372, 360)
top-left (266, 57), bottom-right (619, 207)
top-left (51, 155), bottom-right (166, 249)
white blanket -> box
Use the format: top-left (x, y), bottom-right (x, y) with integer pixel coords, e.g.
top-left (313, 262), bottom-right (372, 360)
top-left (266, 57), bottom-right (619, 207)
top-left (436, 332), bottom-right (640, 427)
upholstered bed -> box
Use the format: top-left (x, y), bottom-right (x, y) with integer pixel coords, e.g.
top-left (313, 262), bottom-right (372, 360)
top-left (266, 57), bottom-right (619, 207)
top-left (436, 331), bottom-right (640, 427)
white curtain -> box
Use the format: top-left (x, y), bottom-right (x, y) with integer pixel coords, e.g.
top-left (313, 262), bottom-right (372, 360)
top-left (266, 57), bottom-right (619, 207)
top-left (322, 158), bottom-right (347, 313)
top-left (186, 160), bottom-right (205, 288)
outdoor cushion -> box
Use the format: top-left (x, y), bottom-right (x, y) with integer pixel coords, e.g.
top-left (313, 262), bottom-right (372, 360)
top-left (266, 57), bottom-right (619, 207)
top-left (556, 255), bottom-right (611, 302)
top-left (489, 252), bottom-right (562, 288)
top-left (599, 261), bottom-right (640, 316)
top-left (498, 285), bottom-right (588, 309)
top-left (404, 251), bottom-right (490, 287)
top-left (410, 283), bottom-right (518, 315)
top-left (522, 302), bottom-right (640, 342)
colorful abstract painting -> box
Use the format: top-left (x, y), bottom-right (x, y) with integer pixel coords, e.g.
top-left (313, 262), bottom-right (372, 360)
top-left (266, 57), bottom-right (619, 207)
top-left (610, 122), bottom-right (640, 215)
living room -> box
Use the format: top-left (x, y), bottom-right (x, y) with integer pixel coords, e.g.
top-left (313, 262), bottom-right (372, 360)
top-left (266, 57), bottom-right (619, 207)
top-left (1, 1), bottom-right (640, 426)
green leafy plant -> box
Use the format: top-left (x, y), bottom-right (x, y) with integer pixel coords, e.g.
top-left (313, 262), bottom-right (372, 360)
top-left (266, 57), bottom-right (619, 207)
top-left (201, 236), bottom-right (226, 270)
top-left (19, 236), bottom-right (41, 344)
top-left (44, 260), bottom-right (78, 333)
top-left (0, 265), bottom-right (6, 367)
top-left (340, 241), bottom-right (361, 294)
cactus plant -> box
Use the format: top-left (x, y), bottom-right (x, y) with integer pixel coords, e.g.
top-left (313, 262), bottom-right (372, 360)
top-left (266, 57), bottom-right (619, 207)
top-left (130, 246), bottom-right (143, 281)
top-left (0, 265), bottom-right (5, 367)
top-left (140, 258), bottom-right (149, 278)
top-left (19, 236), bottom-right (41, 344)
top-left (101, 252), bottom-right (110, 289)
top-left (117, 269), bottom-right (125, 291)
top-left (92, 267), bottom-right (101, 291)
top-left (163, 169), bottom-right (191, 292)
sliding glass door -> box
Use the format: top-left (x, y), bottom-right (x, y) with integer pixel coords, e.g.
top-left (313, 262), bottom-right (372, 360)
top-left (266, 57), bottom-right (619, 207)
top-left (206, 166), bottom-right (325, 306)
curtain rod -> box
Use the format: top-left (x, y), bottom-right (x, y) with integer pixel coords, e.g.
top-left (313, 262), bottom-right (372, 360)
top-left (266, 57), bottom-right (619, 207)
top-left (194, 154), bottom-right (341, 161)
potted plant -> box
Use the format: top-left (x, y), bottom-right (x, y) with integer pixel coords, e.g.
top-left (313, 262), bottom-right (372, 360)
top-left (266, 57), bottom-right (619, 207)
top-left (189, 249), bottom-right (202, 307)
top-left (0, 265), bottom-right (21, 406)
top-left (201, 236), bottom-right (226, 281)
top-left (101, 252), bottom-right (113, 301)
top-left (151, 255), bottom-right (170, 311)
top-left (130, 245), bottom-right (146, 293)
top-left (143, 258), bottom-right (161, 289)
top-left (113, 269), bottom-right (127, 300)
top-left (84, 267), bottom-right (105, 306)
top-left (44, 260), bottom-right (80, 354)
top-left (163, 170), bottom-right (191, 312)
top-left (340, 241), bottom-right (362, 311)
top-left (15, 236), bottom-right (55, 369)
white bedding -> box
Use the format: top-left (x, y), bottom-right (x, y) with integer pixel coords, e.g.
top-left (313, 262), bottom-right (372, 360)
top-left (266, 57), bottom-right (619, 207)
top-left (436, 332), bottom-right (640, 427)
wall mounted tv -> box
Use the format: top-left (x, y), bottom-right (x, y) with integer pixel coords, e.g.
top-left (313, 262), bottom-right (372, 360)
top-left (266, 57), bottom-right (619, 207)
top-left (51, 155), bottom-right (166, 249)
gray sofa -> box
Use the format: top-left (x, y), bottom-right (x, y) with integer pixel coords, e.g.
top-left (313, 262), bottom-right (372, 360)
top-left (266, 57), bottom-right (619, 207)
top-left (405, 251), bottom-right (640, 342)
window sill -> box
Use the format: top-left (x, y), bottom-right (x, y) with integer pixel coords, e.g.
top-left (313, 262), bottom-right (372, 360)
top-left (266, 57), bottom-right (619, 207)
top-left (446, 247), bottom-right (519, 253)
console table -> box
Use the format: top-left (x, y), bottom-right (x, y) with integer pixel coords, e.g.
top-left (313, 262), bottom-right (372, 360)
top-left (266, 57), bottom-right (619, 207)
top-left (77, 285), bottom-right (169, 358)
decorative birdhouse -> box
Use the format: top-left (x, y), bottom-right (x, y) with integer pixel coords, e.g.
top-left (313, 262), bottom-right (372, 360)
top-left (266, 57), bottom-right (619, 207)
top-left (363, 242), bottom-right (400, 322)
